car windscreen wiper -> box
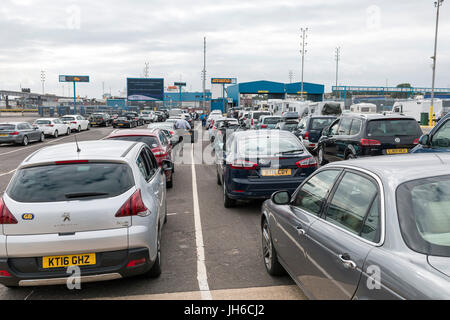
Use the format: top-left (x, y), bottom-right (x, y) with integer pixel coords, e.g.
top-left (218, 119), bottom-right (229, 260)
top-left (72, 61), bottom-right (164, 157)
top-left (276, 149), bottom-right (304, 155)
top-left (65, 192), bottom-right (109, 199)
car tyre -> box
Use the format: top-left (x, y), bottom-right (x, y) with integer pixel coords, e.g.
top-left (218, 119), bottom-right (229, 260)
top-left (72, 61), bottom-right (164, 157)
top-left (67, 128), bottom-right (71, 135)
top-left (40, 133), bottom-right (45, 142)
top-left (77, 126), bottom-right (81, 133)
top-left (22, 135), bottom-right (29, 146)
top-left (223, 180), bottom-right (236, 208)
top-left (216, 168), bottom-right (222, 186)
top-left (54, 130), bottom-right (58, 138)
top-left (143, 230), bottom-right (162, 278)
top-left (262, 219), bottom-right (285, 276)
top-left (166, 172), bottom-right (173, 189)
top-left (318, 146), bottom-right (328, 166)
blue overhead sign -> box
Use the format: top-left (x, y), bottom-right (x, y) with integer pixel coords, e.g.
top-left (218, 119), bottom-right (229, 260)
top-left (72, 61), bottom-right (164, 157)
top-left (127, 78), bottom-right (164, 101)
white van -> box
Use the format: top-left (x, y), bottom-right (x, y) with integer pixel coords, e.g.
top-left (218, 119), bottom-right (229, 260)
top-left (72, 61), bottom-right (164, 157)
top-left (392, 99), bottom-right (444, 122)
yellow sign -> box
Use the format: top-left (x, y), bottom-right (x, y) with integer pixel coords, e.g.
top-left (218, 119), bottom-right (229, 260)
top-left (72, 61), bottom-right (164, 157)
top-left (42, 253), bottom-right (96, 269)
top-left (258, 91), bottom-right (269, 94)
top-left (211, 78), bottom-right (235, 84)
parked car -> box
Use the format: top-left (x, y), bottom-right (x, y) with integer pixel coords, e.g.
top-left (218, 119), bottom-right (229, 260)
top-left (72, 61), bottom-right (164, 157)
top-left (140, 111), bottom-right (154, 124)
top-left (89, 113), bottom-right (113, 127)
top-left (60, 115), bottom-right (90, 132)
top-left (216, 130), bottom-right (317, 208)
top-left (33, 118), bottom-right (71, 138)
top-left (316, 114), bottom-right (423, 165)
top-left (281, 112), bottom-right (299, 122)
top-left (257, 116), bottom-right (282, 129)
top-left (209, 118), bottom-right (239, 143)
top-left (275, 120), bottom-right (299, 132)
top-left (113, 114), bottom-right (138, 128)
top-left (0, 140), bottom-right (171, 287)
top-left (261, 153), bottom-right (450, 299)
top-left (295, 116), bottom-right (338, 153)
top-left (412, 113), bottom-right (450, 153)
top-left (245, 111), bottom-right (272, 129)
top-left (125, 112), bottom-right (143, 126)
top-left (0, 122), bottom-right (45, 146)
top-left (106, 129), bottom-right (177, 188)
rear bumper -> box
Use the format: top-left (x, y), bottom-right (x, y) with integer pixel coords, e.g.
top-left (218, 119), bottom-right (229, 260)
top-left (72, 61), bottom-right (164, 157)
top-left (226, 177), bottom-right (306, 200)
top-left (0, 136), bottom-right (22, 144)
top-left (0, 248), bottom-right (153, 287)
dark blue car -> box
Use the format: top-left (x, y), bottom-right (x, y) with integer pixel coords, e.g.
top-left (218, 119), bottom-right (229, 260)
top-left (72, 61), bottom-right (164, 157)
top-left (412, 113), bottom-right (450, 153)
top-left (215, 130), bottom-right (318, 208)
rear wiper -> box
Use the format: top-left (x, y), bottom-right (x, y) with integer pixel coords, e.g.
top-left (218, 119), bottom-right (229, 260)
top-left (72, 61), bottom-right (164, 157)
top-left (276, 149), bottom-right (304, 155)
top-left (65, 192), bottom-right (109, 199)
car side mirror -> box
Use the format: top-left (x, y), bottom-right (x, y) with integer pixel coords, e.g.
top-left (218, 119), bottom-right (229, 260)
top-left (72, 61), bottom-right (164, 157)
top-left (419, 134), bottom-right (430, 146)
top-left (271, 191), bottom-right (291, 205)
top-left (162, 160), bottom-right (173, 172)
top-left (322, 126), bottom-right (330, 137)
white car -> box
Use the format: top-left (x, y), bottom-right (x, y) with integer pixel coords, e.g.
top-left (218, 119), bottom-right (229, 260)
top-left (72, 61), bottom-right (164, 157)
top-left (207, 113), bottom-right (223, 129)
top-left (0, 140), bottom-right (170, 287)
top-left (60, 115), bottom-right (90, 132)
top-left (33, 118), bottom-right (71, 138)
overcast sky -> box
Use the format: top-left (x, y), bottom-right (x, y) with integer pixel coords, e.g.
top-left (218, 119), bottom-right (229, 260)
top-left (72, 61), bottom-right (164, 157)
top-left (1, 0), bottom-right (449, 98)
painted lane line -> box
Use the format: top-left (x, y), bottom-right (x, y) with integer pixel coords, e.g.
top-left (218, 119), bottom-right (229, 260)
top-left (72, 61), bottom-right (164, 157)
top-left (0, 169), bottom-right (16, 177)
top-left (191, 143), bottom-right (212, 300)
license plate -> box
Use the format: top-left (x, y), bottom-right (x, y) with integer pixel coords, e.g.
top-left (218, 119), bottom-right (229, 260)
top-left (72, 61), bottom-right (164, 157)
top-left (386, 149), bottom-right (408, 155)
top-left (42, 253), bottom-right (96, 269)
top-left (118, 124), bottom-right (124, 126)
top-left (91, 122), bottom-right (96, 125)
top-left (0, 134), bottom-right (8, 137)
top-left (261, 169), bottom-right (292, 177)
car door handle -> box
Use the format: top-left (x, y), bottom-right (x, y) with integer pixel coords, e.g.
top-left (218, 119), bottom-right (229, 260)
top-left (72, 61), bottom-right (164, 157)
top-left (296, 226), bottom-right (306, 236)
top-left (339, 254), bottom-right (357, 270)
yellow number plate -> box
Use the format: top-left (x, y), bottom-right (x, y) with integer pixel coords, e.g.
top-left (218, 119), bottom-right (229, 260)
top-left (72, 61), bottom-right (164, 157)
top-left (91, 122), bottom-right (96, 125)
top-left (262, 169), bottom-right (292, 177)
top-left (42, 253), bottom-right (96, 269)
top-left (0, 134), bottom-right (8, 137)
top-left (386, 149), bottom-right (408, 155)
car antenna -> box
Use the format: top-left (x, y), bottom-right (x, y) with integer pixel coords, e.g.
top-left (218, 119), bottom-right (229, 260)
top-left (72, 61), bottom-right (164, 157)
top-left (74, 134), bottom-right (81, 153)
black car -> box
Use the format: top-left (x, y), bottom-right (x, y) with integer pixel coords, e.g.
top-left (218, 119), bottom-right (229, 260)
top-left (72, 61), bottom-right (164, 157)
top-left (295, 116), bottom-right (337, 152)
top-left (154, 111), bottom-right (166, 122)
top-left (89, 113), bottom-right (113, 127)
top-left (113, 114), bottom-right (138, 128)
top-left (316, 114), bottom-right (423, 165)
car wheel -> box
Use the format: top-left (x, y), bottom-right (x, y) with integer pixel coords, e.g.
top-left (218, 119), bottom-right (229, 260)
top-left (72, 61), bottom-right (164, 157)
top-left (318, 146), bottom-right (328, 166)
top-left (77, 126), bottom-right (81, 133)
top-left (22, 135), bottom-right (29, 146)
top-left (223, 180), bottom-right (236, 208)
top-left (262, 219), bottom-right (285, 276)
top-left (143, 229), bottom-right (162, 278)
top-left (217, 168), bottom-right (222, 186)
top-left (166, 172), bottom-right (173, 189)
top-left (40, 133), bottom-right (45, 142)
top-left (346, 152), bottom-right (356, 160)
top-left (54, 130), bottom-right (58, 138)
top-left (67, 128), bottom-right (71, 135)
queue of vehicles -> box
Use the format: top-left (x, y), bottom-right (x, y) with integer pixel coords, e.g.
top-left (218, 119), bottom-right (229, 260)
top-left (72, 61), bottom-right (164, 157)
top-left (211, 102), bottom-right (449, 299)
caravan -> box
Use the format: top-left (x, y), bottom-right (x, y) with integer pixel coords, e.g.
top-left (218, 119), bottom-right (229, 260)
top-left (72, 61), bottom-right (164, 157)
top-left (392, 99), bottom-right (444, 122)
top-left (349, 103), bottom-right (377, 114)
top-left (308, 101), bottom-right (344, 116)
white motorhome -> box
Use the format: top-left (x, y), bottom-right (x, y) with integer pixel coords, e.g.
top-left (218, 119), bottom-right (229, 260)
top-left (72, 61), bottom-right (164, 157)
top-left (392, 99), bottom-right (444, 122)
top-left (308, 101), bottom-right (344, 116)
top-left (284, 100), bottom-right (311, 117)
top-left (350, 103), bottom-right (378, 114)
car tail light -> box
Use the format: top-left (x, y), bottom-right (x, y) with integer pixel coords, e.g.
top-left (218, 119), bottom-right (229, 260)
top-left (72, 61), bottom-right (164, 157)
top-left (0, 270), bottom-right (12, 277)
top-left (46, 124), bottom-right (54, 127)
top-left (55, 160), bottom-right (89, 165)
top-left (0, 198), bottom-right (18, 225)
top-left (152, 148), bottom-right (167, 157)
top-left (251, 119), bottom-right (254, 126)
top-left (413, 138), bottom-right (420, 144)
top-left (296, 157), bottom-right (318, 168)
top-left (126, 258), bottom-right (146, 268)
top-left (169, 131), bottom-right (175, 135)
top-left (229, 160), bottom-right (258, 170)
top-left (261, 125), bottom-right (268, 128)
top-left (9, 132), bottom-right (19, 136)
top-left (304, 131), bottom-right (310, 140)
top-left (360, 139), bottom-right (381, 146)
top-left (115, 189), bottom-right (148, 217)
top-left (71, 121), bottom-right (77, 124)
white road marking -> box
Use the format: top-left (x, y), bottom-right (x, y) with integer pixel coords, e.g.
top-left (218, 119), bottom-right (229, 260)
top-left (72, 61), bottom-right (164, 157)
top-left (0, 169), bottom-right (16, 177)
top-left (167, 213), bottom-right (177, 216)
top-left (191, 143), bottom-right (212, 300)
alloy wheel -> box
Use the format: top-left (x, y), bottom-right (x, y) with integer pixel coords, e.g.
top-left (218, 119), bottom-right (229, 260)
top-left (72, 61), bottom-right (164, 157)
top-left (262, 222), bottom-right (273, 270)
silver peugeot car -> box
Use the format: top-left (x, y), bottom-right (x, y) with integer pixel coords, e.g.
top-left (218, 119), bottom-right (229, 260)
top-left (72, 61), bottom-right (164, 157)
top-left (262, 153), bottom-right (450, 299)
top-left (0, 140), bottom-right (170, 287)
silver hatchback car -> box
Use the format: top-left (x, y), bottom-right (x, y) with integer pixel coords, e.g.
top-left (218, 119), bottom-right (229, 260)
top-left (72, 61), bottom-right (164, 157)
top-left (0, 140), bottom-right (170, 287)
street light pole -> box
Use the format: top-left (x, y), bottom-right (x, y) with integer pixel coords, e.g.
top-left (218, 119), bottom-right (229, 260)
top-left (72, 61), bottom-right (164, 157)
top-left (430, 0), bottom-right (444, 126)
top-left (335, 47), bottom-right (340, 89)
top-left (300, 28), bottom-right (308, 101)
top-left (40, 70), bottom-right (46, 95)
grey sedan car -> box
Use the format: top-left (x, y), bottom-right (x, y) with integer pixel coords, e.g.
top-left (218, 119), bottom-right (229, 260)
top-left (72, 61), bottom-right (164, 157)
top-left (0, 122), bottom-right (45, 146)
top-left (261, 153), bottom-right (450, 299)
top-left (0, 140), bottom-right (170, 287)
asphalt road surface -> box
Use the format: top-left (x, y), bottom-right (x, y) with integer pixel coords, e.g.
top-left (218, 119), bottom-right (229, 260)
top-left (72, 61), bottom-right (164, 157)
top-left (0, 120), bottom-right (305, 300)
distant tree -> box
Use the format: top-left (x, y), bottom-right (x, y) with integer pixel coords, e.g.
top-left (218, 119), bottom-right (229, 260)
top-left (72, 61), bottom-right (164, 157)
top-left (392, 83), bottom-right (412, 99)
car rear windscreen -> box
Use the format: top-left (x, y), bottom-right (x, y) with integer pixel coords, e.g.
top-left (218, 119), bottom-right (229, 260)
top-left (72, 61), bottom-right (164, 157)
top-left (7, 163), bottom-right (134, 203)
top-left (253, 112), bottom-right (270, 119)
top-left (263, 118), bottom-right (281, 124)
top-left (35, 120), bottom-right (51, 125)
top-left (237, 135), bottom-right (303, 156)
top-left (61, 117), bottom-right (75, 121)
top-left (310, 118), bottom-right (335, 130)
top-left (108, 136), bottom-right (160, 148)
top-left (0, 124), bottom-right (16, 130)
top-left (367, 119), bottom-right (420, 137)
